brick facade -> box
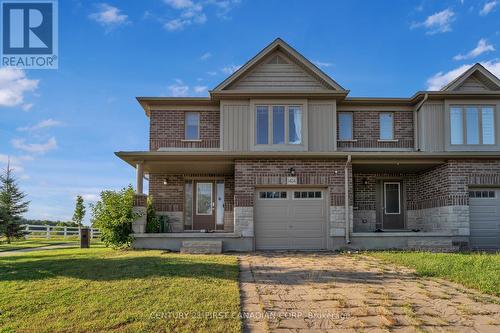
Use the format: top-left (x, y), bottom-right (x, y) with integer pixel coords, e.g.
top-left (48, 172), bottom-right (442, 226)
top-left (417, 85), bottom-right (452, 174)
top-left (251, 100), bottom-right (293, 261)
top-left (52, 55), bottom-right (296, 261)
top-left (337, 111), bottom-right (414, 149)
top-left (234, 159), bottom-right (352, 207)
top-left (149, 110), bottom-right (220, 150)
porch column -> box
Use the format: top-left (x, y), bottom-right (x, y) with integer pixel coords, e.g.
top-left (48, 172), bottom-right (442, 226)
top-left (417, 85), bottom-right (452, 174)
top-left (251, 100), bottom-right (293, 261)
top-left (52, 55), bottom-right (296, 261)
top-left (136, 162), bottom-right (144, 194)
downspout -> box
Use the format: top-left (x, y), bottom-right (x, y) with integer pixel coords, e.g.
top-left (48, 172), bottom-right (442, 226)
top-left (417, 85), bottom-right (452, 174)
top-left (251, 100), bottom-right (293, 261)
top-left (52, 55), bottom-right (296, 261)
top-left (344, 155), bottom-right (352, 244)
top-left (414, 93), bottom-right (428, 151)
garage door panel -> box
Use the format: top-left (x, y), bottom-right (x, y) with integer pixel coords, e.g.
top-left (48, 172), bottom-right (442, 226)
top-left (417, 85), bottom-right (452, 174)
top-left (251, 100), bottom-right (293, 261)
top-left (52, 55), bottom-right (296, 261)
top-left (469, 189), bottom-right (500, 250)
top-left (255, 189), bottom-right (326, 250)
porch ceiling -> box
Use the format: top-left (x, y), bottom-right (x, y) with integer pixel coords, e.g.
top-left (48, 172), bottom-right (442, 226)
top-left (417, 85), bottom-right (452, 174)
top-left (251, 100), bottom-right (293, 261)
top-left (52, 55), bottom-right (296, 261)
top-left (352, 159), bottom-right (444, 173)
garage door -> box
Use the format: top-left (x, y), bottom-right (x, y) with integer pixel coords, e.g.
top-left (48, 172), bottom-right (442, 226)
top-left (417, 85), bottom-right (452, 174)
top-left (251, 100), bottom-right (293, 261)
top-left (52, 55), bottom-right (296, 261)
top-left (255, 189), bottom-right (326, 250)
top-left (469, 188), bottom-right (500, 249)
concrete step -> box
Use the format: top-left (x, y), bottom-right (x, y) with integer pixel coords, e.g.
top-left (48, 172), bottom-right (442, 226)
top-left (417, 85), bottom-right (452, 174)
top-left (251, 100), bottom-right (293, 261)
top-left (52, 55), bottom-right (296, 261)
top-left (180, 240), bottom-right (222, 254)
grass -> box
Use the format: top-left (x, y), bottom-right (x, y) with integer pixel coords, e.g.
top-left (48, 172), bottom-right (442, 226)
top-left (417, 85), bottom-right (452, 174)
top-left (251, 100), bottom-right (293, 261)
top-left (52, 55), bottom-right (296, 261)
top-left (367, 251), bottom-right (500, 296)
top-left (0, 246), bottom-right (241, 333)
top-left (0, 238), bottom-right (81, 252)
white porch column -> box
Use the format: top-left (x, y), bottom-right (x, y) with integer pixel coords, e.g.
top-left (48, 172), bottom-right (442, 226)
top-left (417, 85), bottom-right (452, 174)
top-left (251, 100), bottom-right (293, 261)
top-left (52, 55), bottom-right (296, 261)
top-left (136, 162), bottom-right (144, 194)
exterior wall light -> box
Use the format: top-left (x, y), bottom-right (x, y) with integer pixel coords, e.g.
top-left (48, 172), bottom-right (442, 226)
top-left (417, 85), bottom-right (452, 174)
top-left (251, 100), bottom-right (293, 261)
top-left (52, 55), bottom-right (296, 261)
top-left (289, 168), bottom-right (296, 176)
top-left (163, 178), bottom-right (168, 185)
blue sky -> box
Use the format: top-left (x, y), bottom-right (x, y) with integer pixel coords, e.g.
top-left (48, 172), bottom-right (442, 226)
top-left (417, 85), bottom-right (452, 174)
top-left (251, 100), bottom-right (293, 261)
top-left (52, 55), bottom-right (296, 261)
top-left (0, 0), bottom-right (499, 224)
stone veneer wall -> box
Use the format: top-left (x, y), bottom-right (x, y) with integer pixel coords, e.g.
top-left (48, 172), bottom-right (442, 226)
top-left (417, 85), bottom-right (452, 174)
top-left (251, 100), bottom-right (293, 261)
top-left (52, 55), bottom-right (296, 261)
top-left (234, 159), bottom-right (352, 238)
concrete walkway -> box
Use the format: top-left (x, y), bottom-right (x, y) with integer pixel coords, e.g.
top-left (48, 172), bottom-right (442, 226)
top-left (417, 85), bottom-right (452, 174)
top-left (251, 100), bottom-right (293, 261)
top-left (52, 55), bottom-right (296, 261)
top-left (0, 243), bottom-right (77, 256)
top-left (239, 252), bottom-right (500, 333)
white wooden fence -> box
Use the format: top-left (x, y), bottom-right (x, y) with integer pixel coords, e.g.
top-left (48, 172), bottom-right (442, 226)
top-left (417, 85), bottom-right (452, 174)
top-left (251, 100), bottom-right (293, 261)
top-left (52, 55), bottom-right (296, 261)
top-left (21, 224), bottom-right (101, 239)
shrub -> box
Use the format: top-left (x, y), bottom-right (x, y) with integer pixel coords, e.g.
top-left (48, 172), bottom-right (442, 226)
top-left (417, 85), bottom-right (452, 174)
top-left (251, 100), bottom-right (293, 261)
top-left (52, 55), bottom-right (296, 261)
top-left (91, 186), bottom-right (138, 248)
top-left (146, 196), bottom-right (160, 233)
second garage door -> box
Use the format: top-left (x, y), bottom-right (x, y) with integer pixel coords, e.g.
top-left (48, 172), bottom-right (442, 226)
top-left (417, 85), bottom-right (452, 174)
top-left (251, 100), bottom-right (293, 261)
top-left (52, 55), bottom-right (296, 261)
top-left (469, 188), bottom-right (500, 249)
top-left (255, 189), bottom-right (327, 250)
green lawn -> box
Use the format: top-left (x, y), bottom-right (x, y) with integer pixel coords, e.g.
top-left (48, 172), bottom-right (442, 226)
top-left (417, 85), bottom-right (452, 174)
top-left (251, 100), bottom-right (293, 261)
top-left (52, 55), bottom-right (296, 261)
top-left (0, 246), bottom-right (241, 333)
top-left (367, 251), bottom-right (500, 296)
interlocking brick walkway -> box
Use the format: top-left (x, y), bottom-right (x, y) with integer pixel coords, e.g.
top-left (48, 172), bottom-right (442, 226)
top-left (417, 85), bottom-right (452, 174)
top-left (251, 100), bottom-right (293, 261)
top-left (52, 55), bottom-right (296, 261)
top-left (239, 253), bottom-right (500, 333)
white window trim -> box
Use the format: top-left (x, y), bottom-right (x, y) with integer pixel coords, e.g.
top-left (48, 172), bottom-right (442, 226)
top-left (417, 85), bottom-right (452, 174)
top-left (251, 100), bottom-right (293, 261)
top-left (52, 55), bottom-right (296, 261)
top-left (185, 112), bottom-right (200, 141)
top-left (384, 182), bottom-right (401, 215)
top-left (292, 191), bottom-right (323, 200)
top-left (255, 105), bottom-right (303, 146)
top-left (196, 182), bottom-right (213, 215)
top-left (449, 105), bottom-right (496, 146)
top-left (338, 112), bottom-right (354, 141)
top-left (250, 99), bottom-right (308, 151)
top-left (257, 191), bottom-right (288, 200)
top-left (379, 112), bottom-right (394, 140)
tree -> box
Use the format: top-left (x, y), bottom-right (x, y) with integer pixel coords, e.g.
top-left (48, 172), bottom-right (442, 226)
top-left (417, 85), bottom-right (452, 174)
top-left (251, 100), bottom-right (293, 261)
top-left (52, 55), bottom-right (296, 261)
top-left (0, 162), bottom-right (29, 243)
top-left (90, 186), bottom-right (137, 248)
top-left (72, 195), bottom-right (86, 229)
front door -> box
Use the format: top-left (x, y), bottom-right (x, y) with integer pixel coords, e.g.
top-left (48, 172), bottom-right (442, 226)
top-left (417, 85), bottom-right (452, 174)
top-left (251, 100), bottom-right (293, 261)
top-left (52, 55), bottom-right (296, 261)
top-left (193, 181), bottom-right (215, 230)
top-left (380, 181), bottom-right (405, 229)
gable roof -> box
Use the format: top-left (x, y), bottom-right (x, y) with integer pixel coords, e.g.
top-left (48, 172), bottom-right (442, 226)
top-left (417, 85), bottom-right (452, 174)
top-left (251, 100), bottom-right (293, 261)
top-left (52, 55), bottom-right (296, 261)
top-left (211, 38), bottom-right (347, 93)
top-left (441, 63), bottom-right (500, 91)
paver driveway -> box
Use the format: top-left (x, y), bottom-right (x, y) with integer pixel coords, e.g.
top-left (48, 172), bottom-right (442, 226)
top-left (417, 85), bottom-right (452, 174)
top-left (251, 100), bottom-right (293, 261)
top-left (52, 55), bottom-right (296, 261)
top-left (239, 252), bottom-right (500, 332)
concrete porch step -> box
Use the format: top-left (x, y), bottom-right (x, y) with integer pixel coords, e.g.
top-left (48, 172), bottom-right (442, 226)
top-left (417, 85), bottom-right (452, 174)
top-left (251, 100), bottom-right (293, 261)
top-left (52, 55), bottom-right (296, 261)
top-left (180, 240), bottom-right (223, 254)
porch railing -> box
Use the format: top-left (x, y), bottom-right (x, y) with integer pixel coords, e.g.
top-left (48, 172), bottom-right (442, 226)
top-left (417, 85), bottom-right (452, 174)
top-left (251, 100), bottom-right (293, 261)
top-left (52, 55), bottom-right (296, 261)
top-left (150, 139), bottom-right (220, 150)
top-left (338, 138), bottom-right (414, 150)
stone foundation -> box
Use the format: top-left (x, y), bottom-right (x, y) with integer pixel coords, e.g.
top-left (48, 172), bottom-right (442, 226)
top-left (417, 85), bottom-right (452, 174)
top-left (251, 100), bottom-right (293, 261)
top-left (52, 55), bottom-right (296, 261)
top-left (330, 206), bottom-right (353, 237)
top-left (407, 205), bottom-right (469, 235)
top-left (234, 206), bottom-right (254, 237)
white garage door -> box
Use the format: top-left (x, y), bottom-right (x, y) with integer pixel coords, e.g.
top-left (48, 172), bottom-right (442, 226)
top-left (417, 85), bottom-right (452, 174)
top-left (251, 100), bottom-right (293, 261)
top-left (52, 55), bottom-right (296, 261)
top-left (254, 189), bottom-right (327, 250)
top-left (469, 188), bottom-right (500, 249)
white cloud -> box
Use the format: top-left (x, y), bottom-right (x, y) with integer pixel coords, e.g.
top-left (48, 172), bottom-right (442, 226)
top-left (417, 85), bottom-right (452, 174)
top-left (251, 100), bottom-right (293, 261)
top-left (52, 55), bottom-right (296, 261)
top-left (313, 60), bottom-right (333, 69)
top-left (411, 8), bottom-right (455, 34)
top-left (0, 67), bottom-right (38, 109)
top-left (21, 103), bottom-right (34, 111)
top-left (11, 137), bottom-right (57, 154)
top-left (89, 3), bottom-right (128, 27)
top-left (426, 59), bottom-right (500, 90)
top-left (193, 85), bottom-right (208, 94)
top-left (480, 0), bottom-right (498, 15)
top-left (454, 39), bottom-right (495, 60)
top-left (222, 64), bottom-right (241, 75)
top-left (200, 52), bottom-right (212, 60)
top-left (167, 79), bottom-right (190, 97)
top-left (81, 193), bottom-right (100, 202)
top-left (206, 71), bottom-right (217, 76)
top-left (162, 0), bottom-right (239, 31)
top-left (18, 119), bottom-right (63, 132)
top-left (0, 154), bottom-right (33, 174)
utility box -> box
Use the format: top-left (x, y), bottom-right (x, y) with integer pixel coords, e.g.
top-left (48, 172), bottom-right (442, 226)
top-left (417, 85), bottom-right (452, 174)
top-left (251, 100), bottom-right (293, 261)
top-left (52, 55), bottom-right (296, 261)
top-left (80, 228), bottom-right (90, 248)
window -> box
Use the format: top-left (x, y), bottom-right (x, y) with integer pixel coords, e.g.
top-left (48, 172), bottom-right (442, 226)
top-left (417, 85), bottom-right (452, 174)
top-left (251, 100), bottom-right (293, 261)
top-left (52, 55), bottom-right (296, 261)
top-left (379, 113), bottom-right (394, 140)
top-left (450, 106), bottom-right (496, 145)
top-left (259, 191), bottom-right (287, 199)
top-left (339, 112), bottom-right (353, 140)
top-left (293, 191), bottom-right (322, 199)
top-left (273, 106), bottom-right (285, 144)
top-left (469, 190), bottom-right (496, 198)
top-left (255, 105), bottom-right (303, 145)
top-left (384, 182), bottom-right (400, 214)
top-left (256, 106), bottom-right (269, 144)
top-left (185, 112), bottom-right (200, 140)
top-left (450, 107), bottom-right (464, 144)
top-left (196, 183), bottom-right (213, 215)
top-left (288, 106), bottom-right (302, 144)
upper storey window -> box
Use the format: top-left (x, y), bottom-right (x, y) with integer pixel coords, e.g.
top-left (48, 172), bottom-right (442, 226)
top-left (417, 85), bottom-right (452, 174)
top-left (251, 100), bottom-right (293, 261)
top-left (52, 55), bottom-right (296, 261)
top-left (185, 112), bottom-right (200, 140)
top-left (338, 112), bottom-right (353, 140)
top-left (256, 105), bottom-right (302, 145)
top-left (379, 113), bottom-right (394, 140)
top-left (450, 106), bottom-right (495, 145)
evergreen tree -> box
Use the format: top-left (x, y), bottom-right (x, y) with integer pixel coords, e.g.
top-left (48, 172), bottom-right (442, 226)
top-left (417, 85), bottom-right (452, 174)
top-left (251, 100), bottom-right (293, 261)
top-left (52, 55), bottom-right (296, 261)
top-left (0, 161), bottom-right (29, 243)
top-left (72, 195), bottom-right (86, 229)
